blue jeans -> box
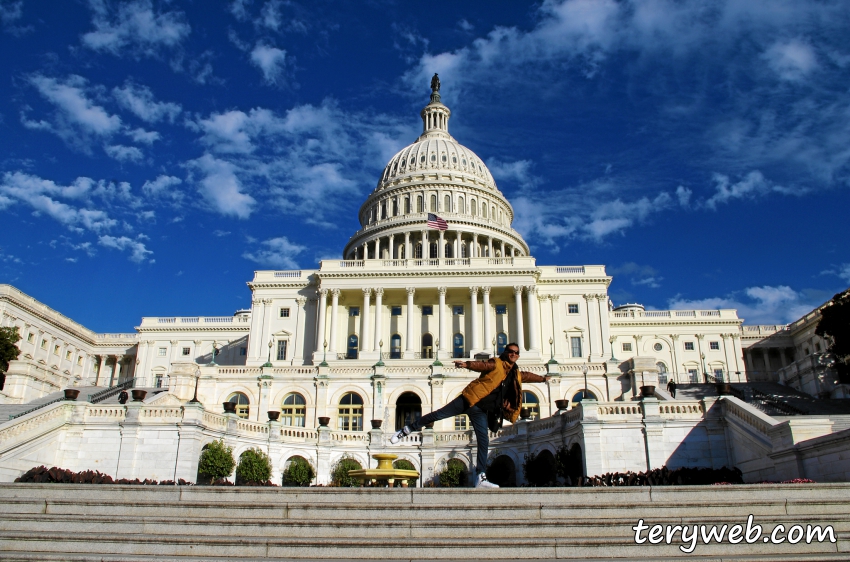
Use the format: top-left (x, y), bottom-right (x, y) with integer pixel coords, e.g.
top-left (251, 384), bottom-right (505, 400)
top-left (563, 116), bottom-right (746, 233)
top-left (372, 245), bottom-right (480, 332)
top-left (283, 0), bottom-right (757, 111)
top-left (408, 396), bottom-right (490, 473)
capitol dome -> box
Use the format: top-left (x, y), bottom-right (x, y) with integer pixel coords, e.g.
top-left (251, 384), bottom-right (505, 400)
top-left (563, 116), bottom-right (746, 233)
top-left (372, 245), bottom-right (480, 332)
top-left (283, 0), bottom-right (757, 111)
top-left (343, 76), bottom-right (529, 261)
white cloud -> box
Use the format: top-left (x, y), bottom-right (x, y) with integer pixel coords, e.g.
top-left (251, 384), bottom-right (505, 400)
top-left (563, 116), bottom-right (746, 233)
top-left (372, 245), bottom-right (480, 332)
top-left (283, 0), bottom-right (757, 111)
top-left (0, 172), bottom-right (117, 233)
top-left (28, 74), bottom-right (122, 137)
top-left (763, 38), bottom-right (818, 81)
top-left (250, 43), bottom-right (287, 84)
top-left (98, 234), bottom-right (154, 263)
top-left (113, 81), bottom-right (181, 122)
top-left (675, 185), bottom-right (692, 207)
top-left (104, 144), bottom-right (143, 162)
top-left (259, 0), bottom-right (282, 30)
top-left (187, 154), bottom-right (256, 219)
top-left (81, 0), bottom-right (190, 57)
top-left (128, 127), bottom-right (160, 144)
top-left (611, 262), bottom-right (663, 288)
top-left (0, 1), bottom-right (21, 24)
top-left (142, 174), bottom-right (182, 196)
top-left (820, 263), bottom-right (850, 285)
top-left (230, 0), bottom-right (251, 21)
top-left (703, 170), bottom-right (799, 209)
top-left (486, 159), bottom-right (541, 189)
top-left (668, 285), bottom-right (816, 325)
top-left (242, 236), bottom-right (306, 269)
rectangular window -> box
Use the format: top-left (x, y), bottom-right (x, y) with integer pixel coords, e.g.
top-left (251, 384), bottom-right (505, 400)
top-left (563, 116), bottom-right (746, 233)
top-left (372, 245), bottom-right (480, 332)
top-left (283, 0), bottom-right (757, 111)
top-left (27, 332), bottom-right (34, 343)
top-left (714, 368), bottom-right (724, 381)
top-left (453, 305), bottom-right (464, 316)
top-left (495, 304), bottom-right (507, 315)
top-left (815, 342), bottom-right (821, 352)
top-left (684, 341), bottom-right (695, 351)
top-left (391, 306), bottom-right (402, 316)
top-left (349, 307), bottom-right (360, 317)
top-left (688, 369), bottom-right (699, 382)
top-left (568, 304), bottom-right (579, 314)
top-left (422, 305), bottom-right (433, 316)
top-left (182, 347), bottom-right (190, 356)
top-left (279, 308), bottom-right (290, 318)
top-left (77, 356), bottom-right (83, 366)
top-left (158, 347), bottom-right (167, 357)
top-left (155, 375), bottom-right (163, 388)
top-left (53, 345), bottom-right (60, 355)
top-left (240, 347), bottom-right (247, 356)
top-left (622, 342), bottom-right (632, 352)
top-left (65, 351), bottom-right (72, 360)
top-left (709, 341), bottom-right (720, 350)
top-left (454, 415), bottom-right (469, 431)
top-left (40, 339), bottom-right (47, 349)
top-left (276, 340), bottom-right (287, 361)
top-left (570, 337), bottom-right (582, 358)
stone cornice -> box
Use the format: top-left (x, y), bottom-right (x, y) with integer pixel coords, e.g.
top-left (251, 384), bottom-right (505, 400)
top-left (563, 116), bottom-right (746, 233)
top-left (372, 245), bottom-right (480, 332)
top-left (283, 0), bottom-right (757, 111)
top-left (317, 268), bottom-right (540, 280)
top-left (610, 319), bottom-right (743, 328)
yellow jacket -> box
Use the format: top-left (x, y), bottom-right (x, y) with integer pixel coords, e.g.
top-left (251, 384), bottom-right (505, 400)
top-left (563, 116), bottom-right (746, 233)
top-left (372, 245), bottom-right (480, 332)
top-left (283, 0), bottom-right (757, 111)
top-left (460, 358), bottom-right (547, 423)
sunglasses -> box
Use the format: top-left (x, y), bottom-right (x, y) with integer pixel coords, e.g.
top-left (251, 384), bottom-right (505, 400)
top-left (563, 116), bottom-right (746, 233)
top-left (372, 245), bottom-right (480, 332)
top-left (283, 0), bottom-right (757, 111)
top-left (506, 349), bottom-right (520, 355)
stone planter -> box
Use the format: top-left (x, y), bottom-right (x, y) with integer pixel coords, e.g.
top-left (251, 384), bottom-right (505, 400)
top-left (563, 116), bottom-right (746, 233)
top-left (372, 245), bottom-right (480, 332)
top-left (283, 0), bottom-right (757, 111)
top-left (223, 401), bottom-right (236, 414)
top-left (267, 411), bottom-right (280, 421)
top-left (715, 383), bottom-right (732, 396)
top-left (640, 385), bottom-right (656, 398)
top-left (555, 399), bottom-right (569, 411)
top-left (370, 419), bottom-right (382, 429)
top-left (318, 416), bottom-right (330, 427)
top-left (131, 389), bottom-right (147, 402)
top-left (63, 389), bottom-right (79, 401)
top-left (520, 407), bottom-right (531, 420)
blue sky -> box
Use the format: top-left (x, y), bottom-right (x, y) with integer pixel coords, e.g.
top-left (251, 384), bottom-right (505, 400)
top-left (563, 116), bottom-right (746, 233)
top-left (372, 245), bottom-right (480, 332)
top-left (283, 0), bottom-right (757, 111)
top-left (1, 0), bottom-right (849, 332)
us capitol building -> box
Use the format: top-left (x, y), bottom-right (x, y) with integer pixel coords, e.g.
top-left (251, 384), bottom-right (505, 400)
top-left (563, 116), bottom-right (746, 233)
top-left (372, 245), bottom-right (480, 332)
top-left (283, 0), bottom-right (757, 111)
top-left (0, 78), bottom-right (847, 486)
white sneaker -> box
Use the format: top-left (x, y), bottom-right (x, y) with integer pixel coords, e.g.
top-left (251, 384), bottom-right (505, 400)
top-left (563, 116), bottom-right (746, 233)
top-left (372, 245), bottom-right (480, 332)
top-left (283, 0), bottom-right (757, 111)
top-left (390, 425), bottom-right (411, 444)
top-left (475, 472), bottom-right (499, 489)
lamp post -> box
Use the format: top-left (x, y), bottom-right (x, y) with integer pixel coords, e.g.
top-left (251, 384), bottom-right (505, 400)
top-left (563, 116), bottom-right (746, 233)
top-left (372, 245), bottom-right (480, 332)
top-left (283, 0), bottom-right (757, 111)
top-left (432, 338), bottom-right (442, 366)
top-left (319, 340), bottom-right (328, 367)
top-left (209, 342), bottom-right (218, 367)
top-left (263, 340), bottom-right (273, 368)
top-left (701, 352), bottom-right (708, 383)
top-left (582, 362), bottom-right (589, 402)
top-left (189, 369), bottom-right (201, 403)
top-left (548, 336), bottom-right (557, 365)
top-left (375, 339), bottom-right (385, 367)
top-left (492, 337), bottom-right (496, 358)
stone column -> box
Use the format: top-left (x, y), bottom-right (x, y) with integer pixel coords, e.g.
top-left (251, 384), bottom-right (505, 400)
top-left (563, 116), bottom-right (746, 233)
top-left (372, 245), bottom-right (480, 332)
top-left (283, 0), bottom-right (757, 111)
top-left (526, 285), bottom-right (540, 352)
top-left (421, 230), bottom-right (427, 258)
top-left (328, 289), bottom-right (340, 354)
top-left (405, 288), bottom-right (416, 355)
top-left (584, 294), bottom-right (597, 358)
top-left (488, 236), bottom-right (493, 258)
top-left (361, 242), bottom-right (366, 260)
top-left (482, 287), bottom-right (492, 356)
top-left (438, 286), bottom-right (447, 352)
top-left (315, 289), bottom-right (328, 354)
top-left (513, 286), bottom-right (526, 352)
top-left (373, 288), bottom-right (384, 352)
top-left (360, 288), bottom-right (372, 351)
top-left (731, 334), bottom-right (743, 380)
top-left (97, 355), bottom-right (106, 386)
top-left (472, 234), bottom-right (478, 257)
top-left (112, 355), bottom-right (122, 385)
top-left (500, 240), bottom-right (505, 257)
top-left (469, 287), bottom-right (480, 355)
top-left (389, 234), bottom-right (395, 260)
top-left (262, 299), bottom-right (273, 358)
top-left (438, 230), bottom-right (445, 259)
top-left (597, 294), bottom-right (611, 360)
top-left (762, 348), bottom-right (772, 375)
top-left (404, 232), bottom-right (411, 260)
top-left (549, 295), bottom-right (561, 358)
top-left (670, 334), bottom-right (680, 383)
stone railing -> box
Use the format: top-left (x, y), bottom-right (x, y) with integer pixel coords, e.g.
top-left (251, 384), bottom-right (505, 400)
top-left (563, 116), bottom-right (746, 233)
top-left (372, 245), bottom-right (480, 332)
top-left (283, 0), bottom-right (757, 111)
top-left (560, 407), bottom-right (582, 425)
top-left (321, 256), bottom-right (537, 272)
top-left (203, 411), bottom-right (228, 428)
top-left (85, 406), bottom-right (126, 420)
top-left (216, 367), bottom-right (262, 375)
top-left (598, 404), bottom-right (642, 416)
top-left (139, 407), bottom-right (183, 420)
top-left (330, 431), bottom-right (370, 442)
top-left (0, 402), bottom-right (69, 452)
top-left (138, 316), bottom-right (252, 327)
top-left (280, 427), bottom-right (318, 440)
top-left (659, 402), bottom-right (705, 417)
top-left (723, 397), bottom-right (777, 437)
top-left (236, 420), bottom-right (269, 435)
top-left (435, 430), bottom-right (473, 442)
top-left (610, 308), bottom-right (738, 320)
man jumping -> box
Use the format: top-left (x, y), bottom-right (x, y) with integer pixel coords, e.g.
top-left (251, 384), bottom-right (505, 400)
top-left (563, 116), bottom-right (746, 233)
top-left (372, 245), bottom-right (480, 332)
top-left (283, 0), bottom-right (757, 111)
top-left (390, 343), bottom-right (549, 488)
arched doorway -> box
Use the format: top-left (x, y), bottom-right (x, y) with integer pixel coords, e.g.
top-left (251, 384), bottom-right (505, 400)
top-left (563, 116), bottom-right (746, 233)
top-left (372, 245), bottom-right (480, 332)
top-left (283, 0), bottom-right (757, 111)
top-left (421, 333), bottom-right (433, 359)
top-left (571, 390), bottom-right (596, 408)
top-left (522, 390), bottom-right (539, 419)
top-left (486, 455), bottom-right (516, 487)
top-left (563, 443), bottom-right (584, 485)
top-left (395, 391), bottom-right (422, 431)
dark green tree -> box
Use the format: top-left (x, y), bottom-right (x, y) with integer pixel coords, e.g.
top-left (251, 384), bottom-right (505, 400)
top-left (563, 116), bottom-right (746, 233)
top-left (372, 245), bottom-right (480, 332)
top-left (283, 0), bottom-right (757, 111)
top-left (197, 439), bottom-right (235, 484)
top-left (236, 448), bottom-right (272, 484)
top-left (0, 326), bottom-right (21, 390)
top-left (815, 288), bottom-right (850, 384)
top-left (282, 456), bottom-right (315, 486)
top-left (392, 458), bottom-right (417, 487)
top-left (331, 456), bottom-right (362, 487)
top-left (436, 458), bottom-right (468, 487)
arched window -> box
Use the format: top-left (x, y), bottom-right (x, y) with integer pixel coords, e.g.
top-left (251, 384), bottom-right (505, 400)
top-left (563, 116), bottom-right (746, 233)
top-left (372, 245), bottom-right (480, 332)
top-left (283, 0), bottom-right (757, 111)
top-left (429, 242), bottom-right (438, 258)
top-left (460, 243), bottom-right (468, 258)
top-left (471, 199), bottom-right (477, 216)
top-left (417, 196), bottom-right (423, 213)
top-left (338, 392), bottom-right (363, 431)
top-left (491, 205), bottom-right (496, 219)
top-left (281, 393), bottom-right (306, 427)
top-left (227, 392), bottom-right (250, 419)
top-left (444, 242), bottom-right (452, 258)
top-left (444, 195), bottom-right (451, 212)
top-left (390, 334), bottom-right (402, 359)
top-left (414, 242), bottom-right (422, 259)
top-left (430, 194), bottom-right (437, 212)
top-left (381, 202), bottom-right (387, 219)
top-left (496, 332), bottom-right (508, 355)
top-left (404, 197), bottom-right (410, 214)
top-left (395, 391), bottom-right (421, 431)
top-left (522, 391), bottom-right (539, 419)
top-left (452, 333), bottom-right (464, 358)
top-left (482, 203), bottom-right (488, 218)
top-left (421, 333), bottom-right (433, 359)
top-left (346, 334), bottom-right (358, 359)
top-left (571, 390), bottom-right (597, 407)
top-left (393, 199), bottom-right (399, 216)
top-left (458, 196), bottom-right (465, 214)
top-left (657, 362), bottom-right (668, 385)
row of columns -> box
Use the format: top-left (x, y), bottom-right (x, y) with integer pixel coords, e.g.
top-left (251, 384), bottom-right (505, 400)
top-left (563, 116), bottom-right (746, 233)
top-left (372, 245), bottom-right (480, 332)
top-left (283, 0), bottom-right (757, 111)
top-left (350, 230), bottom-right (522, 260)
top-left (314, 285), bottom-right (542, 355)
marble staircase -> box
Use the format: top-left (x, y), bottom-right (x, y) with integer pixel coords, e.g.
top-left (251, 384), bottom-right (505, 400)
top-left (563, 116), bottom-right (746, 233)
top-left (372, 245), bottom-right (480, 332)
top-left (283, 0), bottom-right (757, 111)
top-left (0, 483), bottom-right (847, 560)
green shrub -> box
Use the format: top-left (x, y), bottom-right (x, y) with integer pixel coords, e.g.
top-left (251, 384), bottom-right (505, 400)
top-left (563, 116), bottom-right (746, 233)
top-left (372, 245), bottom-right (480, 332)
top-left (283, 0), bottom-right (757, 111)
top-left (523, 451), bottom-right (558, 487)
top-left (282, 456), bottom-right (315, 487)
top-left (393, 458), bottom-right (417, 487)
top-left (236, 448), bottom-right (272, 485)
top-left (197, 439), bottom-right (235, 484)
top-left (331, 456), bottom-right (362, 487)
top-left (436, 458), bottom-right (468, 487)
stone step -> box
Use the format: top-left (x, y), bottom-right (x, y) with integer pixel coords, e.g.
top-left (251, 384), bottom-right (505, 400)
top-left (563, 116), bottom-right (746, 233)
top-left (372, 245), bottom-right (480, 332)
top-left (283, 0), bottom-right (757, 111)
top-left (0, 530), bottom-right (847, 560)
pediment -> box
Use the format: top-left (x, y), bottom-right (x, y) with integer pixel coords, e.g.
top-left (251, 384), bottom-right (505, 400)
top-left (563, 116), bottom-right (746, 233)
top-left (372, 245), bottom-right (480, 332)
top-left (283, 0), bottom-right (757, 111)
top-left (145, 391), bottom-right (183, 406)
top-left (273, 330), bottom-right (292, 337)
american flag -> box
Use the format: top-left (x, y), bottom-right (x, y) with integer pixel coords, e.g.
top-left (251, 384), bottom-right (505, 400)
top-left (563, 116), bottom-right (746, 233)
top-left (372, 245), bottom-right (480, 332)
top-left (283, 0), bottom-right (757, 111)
top-left (427, 213), bottom-right (448, 231)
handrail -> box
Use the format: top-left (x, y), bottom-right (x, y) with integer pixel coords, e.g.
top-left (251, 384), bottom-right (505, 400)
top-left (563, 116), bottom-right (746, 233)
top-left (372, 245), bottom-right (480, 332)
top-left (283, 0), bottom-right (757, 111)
top-left (88, 378), bottom-right (136, 404)
top-left (751, 387), bottom-right (806, 416)
top-left (8, 397), bottom-right (63, 420)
